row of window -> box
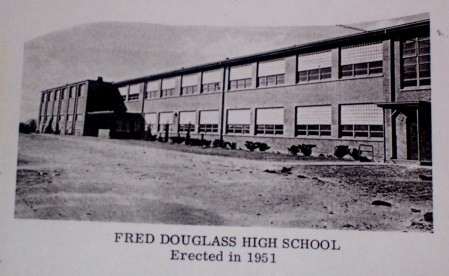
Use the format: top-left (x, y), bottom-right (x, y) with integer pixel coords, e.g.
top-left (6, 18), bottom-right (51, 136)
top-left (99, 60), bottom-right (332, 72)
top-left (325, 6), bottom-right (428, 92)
top-left (41, 114), bottom-right (83, 123)
top-left (118, 36), bottom-right (429, 102)
top-left (41, 84), bottom-right (86, 103)
top-left (144, 104), bottom-right (384, 138)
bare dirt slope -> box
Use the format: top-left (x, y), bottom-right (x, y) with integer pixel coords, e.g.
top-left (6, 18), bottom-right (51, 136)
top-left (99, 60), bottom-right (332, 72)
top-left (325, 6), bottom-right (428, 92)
top-left (15, 134), bottom-right (432, 232)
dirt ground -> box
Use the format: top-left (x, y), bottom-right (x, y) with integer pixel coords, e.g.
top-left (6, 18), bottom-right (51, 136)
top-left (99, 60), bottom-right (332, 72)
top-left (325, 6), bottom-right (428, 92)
top-left (15, 133), bottom-right (433, 232)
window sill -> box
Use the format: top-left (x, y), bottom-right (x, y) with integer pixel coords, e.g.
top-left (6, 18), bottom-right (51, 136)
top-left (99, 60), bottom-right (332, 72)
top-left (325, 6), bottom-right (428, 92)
top-left (399, 86), bottom-right (431, 92)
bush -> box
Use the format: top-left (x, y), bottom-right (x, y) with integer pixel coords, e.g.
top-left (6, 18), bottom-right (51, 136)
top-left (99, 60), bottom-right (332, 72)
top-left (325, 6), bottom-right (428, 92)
top-left (288, 145), bottom-right (300, 155)
top-left (349, 148), bottom-right (360, 160)
top-left (256, 142), bottom-right (270, 152)
top-left (334, 145), bottom-right (350, 158)
top-left (19, 119), bottom-right (37, 134)
top-left (170, 136), bottom-right (185, 144)
top-left (157, 134), bottom-right (165, 143)
top-left (298, 144), bottom-right (316, 157)
top-left (245, 141), bottom-right (258, 151)
top-left (229, 142), bottom-right (237, 150)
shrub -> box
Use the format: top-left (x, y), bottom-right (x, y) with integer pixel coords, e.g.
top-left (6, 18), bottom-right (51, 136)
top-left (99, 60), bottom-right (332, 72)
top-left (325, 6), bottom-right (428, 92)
top-left (288, 145), bottom-right (300, 155)
top-left (229, 142), bottom-right (237, 150)
top-left (334, 145), bottom-right (350, 158)
top-left (245, 141), bottom-right (258, 151)
top-left (256, 142), bottom-right (270, 152)
top-left (170, 136), bottom-right (185, 144)
top-left (157, 134), bottom-right (165, 143)
top-left (202, 140), bottom-right (212, 147)
top-left (298, 144), bottom-right (316, 157)
top-left (19, 119), bottom-right (37, 134)
top-left (349, 148), bottom-right (360, 160)
top-left (213, 139), bottom-right (224, 148)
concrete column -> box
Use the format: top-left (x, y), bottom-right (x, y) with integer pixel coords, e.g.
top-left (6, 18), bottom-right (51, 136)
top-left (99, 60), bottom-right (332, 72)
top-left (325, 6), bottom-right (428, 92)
top-left (331, 103), bottom-right (339, 138)
top-left (331, 48), bottom-right (340, 80)
top-left (251, 62), bottom-right (258, 89)
top-left (250, 107), bottom-right (256, 135)
top-left (175, 76), bottom-right (182, 97)
top-left (284, 105), bottom-right (295, 137)
top-left (284, 55), bottom-right (297, 85)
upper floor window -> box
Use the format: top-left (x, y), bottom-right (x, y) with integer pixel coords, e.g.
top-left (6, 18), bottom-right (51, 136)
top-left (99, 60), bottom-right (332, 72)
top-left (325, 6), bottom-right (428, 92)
top-left (340, 104), bottom-right (383, 138)
top-left (54, 90), bottom-right (59, 100)
top-left (128, 84), bottom-right (140, 101)
top-left (146, 80), bottom-right (160, 99)
top-left (162, 78), bottom-right (176, 97)
top-left (229, 64), bottom-right (252, 90)
top-left (401, 36), bottom-right (430, 87)
top-left (41, 93), bottom-right (46, 102)
top-left (118, 86), bottom-right (128, 101)
top-left (298, 50), bottom-right (332, 82)
top-left (181, 74), bottom-right (198, 95)
top-left (202, 70), bottom-right (222, 93)
top-left (258, 59), bottom-right (285, 87)
top-left (61, 88), bottom-right (67, 99)
top-left (78, 84), bottom-right (86, 97)
top-left (69, 86), bottom-right (77, 99)
top-left (341, 42), bottom-right (383, 78)
top-left (296, 105), bottom-right (332, 136)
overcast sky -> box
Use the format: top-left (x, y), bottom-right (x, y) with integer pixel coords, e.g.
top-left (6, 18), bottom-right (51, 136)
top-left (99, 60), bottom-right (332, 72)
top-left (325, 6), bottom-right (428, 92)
top-left (0, 0), bottom-right (437, 43)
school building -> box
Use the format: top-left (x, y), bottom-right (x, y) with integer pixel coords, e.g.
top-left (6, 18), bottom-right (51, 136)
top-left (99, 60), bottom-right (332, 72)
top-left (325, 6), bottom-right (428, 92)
top-left (37, 17), bottom-right (431, 164)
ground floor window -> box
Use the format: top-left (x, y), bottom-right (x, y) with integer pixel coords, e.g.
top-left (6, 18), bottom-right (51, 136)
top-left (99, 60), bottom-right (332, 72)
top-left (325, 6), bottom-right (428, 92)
top-left (199, 110), bottom-right (219, 133)
top-left (256, 107), bottom-right (284, 135)
top-left (340, 104), bottom-right (383, 138)
top-left (227, 109), bottom-right (250, 134)
top-left (178, 111), bottom-right (196, 132)
top-left (296, 105), bottom-right (332, 136)
top-left (158, 112), bottom-right (173, 132)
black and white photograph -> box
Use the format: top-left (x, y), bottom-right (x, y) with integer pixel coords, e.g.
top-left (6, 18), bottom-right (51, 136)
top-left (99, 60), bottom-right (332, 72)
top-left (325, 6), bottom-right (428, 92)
top-left (2, 0), bottom-right (449, 275)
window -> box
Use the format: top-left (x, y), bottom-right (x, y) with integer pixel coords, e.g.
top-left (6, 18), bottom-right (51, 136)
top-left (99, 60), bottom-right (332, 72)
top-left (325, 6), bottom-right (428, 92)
top-left (158, 112), bottom-right (173, 131)
top-left (70, 86), bottom-right (77, 98)
top-left (61, 88), bottom-right (67, 99)
top-left (128, 84), bottom-right (140, 101)
top-left (202, 70), bottom-right (222, 92)
top-left (146, 80), bottom-right (160, 99)
top-left (340, 104), bottom-right (383, 138)
top-left (227, 109), bottom-right (250, 134)
top-left (75, 114), bottom-right (83, 121)
top-left (298, 51), bottom-right (332, 82)
top-left (144, 113), bottom-right (157, 132)
top-left (41, 93), bottom-right (46, 102)
top-left (162, 78), bottom-right (176, 97)
top-left (48, 91), bottom-right (52, 101)
top-left (178, 111), bottom-right (196, 132)
top-left (199, 110), bottom-right (219, 133)
top-left (67, 115), bottom-right (74, 121)
top-left (59, 115), bottom-right (64, 122)
top-left (258, 59), bottom-right (285, 87)
top-left (229, 64), bottom-right (252, 90)
top-left (78, 84), bottom-right (86, 97)
top-left (340, 42), bottom-right (383, 77)
top-left (54, 90), bottom-right (59, 100)
top-left (296, 105), bottom-right (332, 136)
top-left (181, 74), bottom-right (198, 95)
top-left (401, 36), bottom-right (430, 87)
top-left (118, 86), bottom-right (128, 101)
top-left (256, 108), bottom-right (284, 135)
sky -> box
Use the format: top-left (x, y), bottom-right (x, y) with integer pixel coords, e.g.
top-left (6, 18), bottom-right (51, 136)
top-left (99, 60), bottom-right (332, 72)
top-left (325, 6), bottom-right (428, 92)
top-left (0, 0), bottom-right (446, 123)
top-left (0, 0), bottom-right (437, 43)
